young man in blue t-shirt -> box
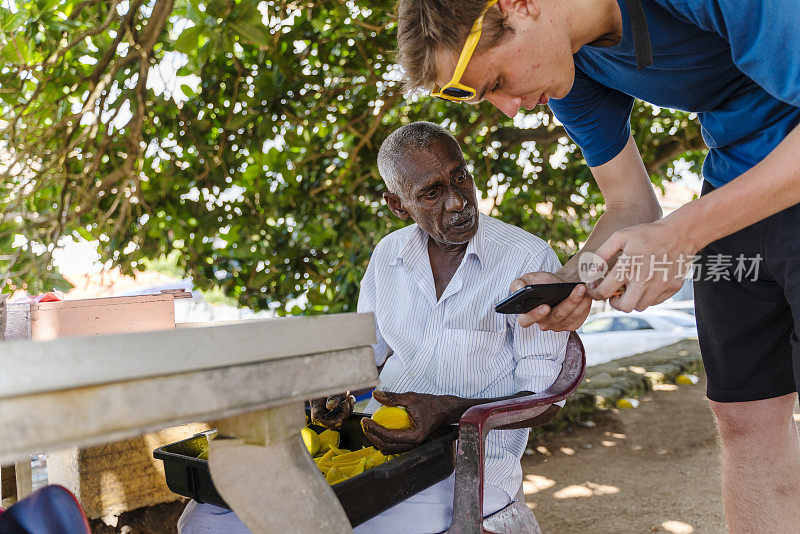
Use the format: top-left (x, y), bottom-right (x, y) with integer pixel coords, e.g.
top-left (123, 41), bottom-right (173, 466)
top-left (396, 0), bottom-right (800, 531)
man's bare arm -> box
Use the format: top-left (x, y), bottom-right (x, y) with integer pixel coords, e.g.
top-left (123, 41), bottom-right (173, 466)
top-left (560, 134), bottom-right (662, 279)
top-left (590, 122), bottom-right (800, 311)
top-left (514, 134), bottom-right (661, 330)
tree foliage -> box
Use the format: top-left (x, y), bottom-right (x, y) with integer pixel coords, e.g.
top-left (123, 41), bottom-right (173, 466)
top-left (0, 0), bottom-right (705, 312)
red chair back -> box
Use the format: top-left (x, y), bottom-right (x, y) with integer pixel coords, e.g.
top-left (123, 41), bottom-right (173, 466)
top-left (448, 332), bottom-right (586, 533)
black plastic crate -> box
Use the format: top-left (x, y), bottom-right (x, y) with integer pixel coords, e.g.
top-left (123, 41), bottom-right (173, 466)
top-left (153, 414), bottom-right (457, 527)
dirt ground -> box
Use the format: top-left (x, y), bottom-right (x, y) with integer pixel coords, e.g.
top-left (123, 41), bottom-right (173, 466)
top-left (522, 374), bottom-right (727, 534)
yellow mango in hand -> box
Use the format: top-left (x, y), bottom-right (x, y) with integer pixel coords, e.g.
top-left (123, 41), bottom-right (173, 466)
top-left (371, 406), bottom-right (413, 430)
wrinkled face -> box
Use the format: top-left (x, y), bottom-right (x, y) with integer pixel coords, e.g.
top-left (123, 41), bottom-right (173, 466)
top-left (392, 139), bottom-right (479, 246)
top-left (436, 5), bottom-right (576, 117)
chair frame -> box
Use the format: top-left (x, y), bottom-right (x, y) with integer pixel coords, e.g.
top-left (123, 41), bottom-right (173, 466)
top-left (448, 332), bottom-right (586, 534)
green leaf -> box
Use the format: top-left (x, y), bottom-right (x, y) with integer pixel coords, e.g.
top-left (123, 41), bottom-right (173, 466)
top-left (42, 0), bottom-right (61, 12)
top-left (0, 35), bottom-right (29, 63)
top-left (228, 112), bottom-right (252, 130)
top-left (173, 24), bottom-right (205, 55)
top-left (0, 11), bottom-right (27, 33)
top-left (75, 227), bottom-right (93, 241)
top-left (180, 83), bottom-right (196, 98)
top-left (229, 21), bottom-right (270, 49)
top-left (47, 272), bottom-right (75, 292)
top-left (0, 0), bottom-right (705, 316)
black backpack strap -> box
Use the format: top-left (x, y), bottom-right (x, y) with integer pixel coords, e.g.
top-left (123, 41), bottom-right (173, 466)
top-left (624, 0), bottom-right (653, 69)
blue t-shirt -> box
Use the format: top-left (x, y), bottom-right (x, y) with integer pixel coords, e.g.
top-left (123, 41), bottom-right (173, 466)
top-left (548, 0), bottom-right (800, 187)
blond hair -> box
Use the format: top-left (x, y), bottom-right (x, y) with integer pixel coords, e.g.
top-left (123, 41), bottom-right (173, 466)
top-left (396, 0), bottom-right (513, 92)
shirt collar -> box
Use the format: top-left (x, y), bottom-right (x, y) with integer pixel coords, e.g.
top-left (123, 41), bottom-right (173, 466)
top-left (391, 213), bottom-right (485, 271)
top-left (464, 213), bottom-right (485, 271)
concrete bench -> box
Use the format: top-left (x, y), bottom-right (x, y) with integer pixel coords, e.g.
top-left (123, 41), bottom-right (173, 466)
top-left (0, 311), bottom-right (378, 532)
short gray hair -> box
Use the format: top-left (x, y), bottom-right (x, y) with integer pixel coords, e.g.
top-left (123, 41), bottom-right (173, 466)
top-left (377, 121), bottom-right (462, 194)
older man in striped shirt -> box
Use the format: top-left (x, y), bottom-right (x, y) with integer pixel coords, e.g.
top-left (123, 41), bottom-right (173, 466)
top-left (313, 121), bottom-right (569, 533)
top-left (178, 121), bottom-right (569, 534)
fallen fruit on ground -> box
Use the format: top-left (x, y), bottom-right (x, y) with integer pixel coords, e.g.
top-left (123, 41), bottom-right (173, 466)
top-left (676, 373), bottom-right (699, 385)
top-left (616, 398), bottom-right (640, 409)
top-left (370, 406), bottom-right (413, 430)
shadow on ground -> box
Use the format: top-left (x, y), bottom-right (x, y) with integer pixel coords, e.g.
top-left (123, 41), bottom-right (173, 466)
top-left (523, 374), bottom-right (728, 534)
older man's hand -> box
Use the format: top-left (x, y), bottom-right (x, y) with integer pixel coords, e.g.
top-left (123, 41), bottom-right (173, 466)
top-left (361, 390), bottom-right (451, 455)
top-left (309, 392), bottom-right (355, 430)
top-left (509, 271), bottom-right (592, 332)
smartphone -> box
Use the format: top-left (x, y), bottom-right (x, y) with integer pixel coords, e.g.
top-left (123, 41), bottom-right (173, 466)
top-left (494, 283), bottom-right (581, 314)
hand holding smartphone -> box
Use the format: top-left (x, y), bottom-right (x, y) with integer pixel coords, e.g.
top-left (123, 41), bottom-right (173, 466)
top-left (494, 282), bottom-right (582, 314)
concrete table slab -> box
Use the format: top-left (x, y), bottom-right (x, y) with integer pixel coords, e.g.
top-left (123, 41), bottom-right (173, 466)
top-left (0, 313), bottom-right (378, 532)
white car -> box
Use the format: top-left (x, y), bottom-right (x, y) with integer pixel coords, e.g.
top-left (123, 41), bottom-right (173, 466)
top-left (653, 299), bottom-right (696, 316)
top-left (577, 310), bottom-right (698, 366)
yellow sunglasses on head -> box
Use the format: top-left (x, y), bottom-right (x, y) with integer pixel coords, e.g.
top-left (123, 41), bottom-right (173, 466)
top-left (432, 0), bottom-right (499, 102)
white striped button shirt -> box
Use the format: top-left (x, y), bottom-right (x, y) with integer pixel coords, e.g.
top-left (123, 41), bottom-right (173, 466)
top-left (359, 213), bottom-right (568, 498)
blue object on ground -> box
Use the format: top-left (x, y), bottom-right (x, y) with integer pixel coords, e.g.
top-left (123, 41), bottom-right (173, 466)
top-left (0, 485), bottom-right (91, 534)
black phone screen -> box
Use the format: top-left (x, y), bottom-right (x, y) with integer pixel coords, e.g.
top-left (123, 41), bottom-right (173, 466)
top-left (494, 283), bottom-right (580, 314)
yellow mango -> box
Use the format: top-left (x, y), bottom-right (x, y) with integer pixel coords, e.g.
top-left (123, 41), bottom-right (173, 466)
top-left (371, 406), bottom-right (413, 430)
top-left (365, 450), bottom-right (386, 469)
top-left (318, 429), bottom-right (340, 453)
top-left (325, 466), bottom-right (340, 483)
top-left (300, 427), bottom-right (320, 455)
top-left (331, 458), bottom-right (366, 468)
top-left (338, 458), bottom-right (367, 477)
top-left (331, 447), bottom-right (374, 463)
top-left (676, 373), bottom-right (700, 385)
top-left (354, 457), bottom-right (367, 474)
top-left (337, 466), bottom-right (357, 477)
top-left (616, 398), bottom-right (640, 409)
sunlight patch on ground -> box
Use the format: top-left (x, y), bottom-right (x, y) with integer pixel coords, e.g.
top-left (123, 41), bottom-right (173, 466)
top-left (553, 485), bottom-right (593, 498)
top-left (522, 474), bottom-right (556, 494)
top-left (553, 481), bottom-right (620, 499)
top-left (661, 519), bottom-right (695, 533)
top-left (654, 383), bottom-right (679, 391)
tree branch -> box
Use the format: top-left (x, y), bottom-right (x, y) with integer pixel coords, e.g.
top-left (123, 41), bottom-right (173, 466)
top-left (45, 0), bottom-right (122, 68)
top-left (643, 135), bottom-right (705, 176)
top-left (490, 123), bottom-right (567, 148)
